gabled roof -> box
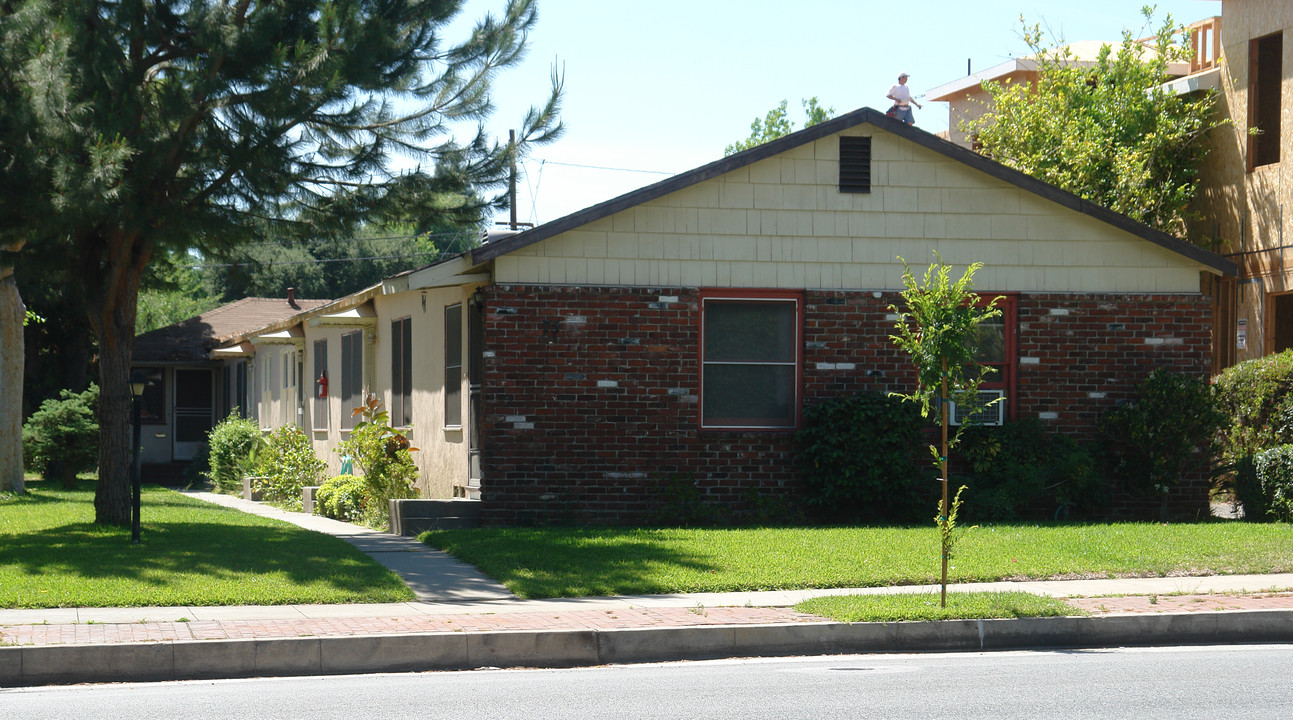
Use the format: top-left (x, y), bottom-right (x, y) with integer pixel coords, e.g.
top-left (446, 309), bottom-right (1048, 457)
top-left (134, 296), bottom-right (331, 363)
top-left (473, 107), bottom-right (1234, 277)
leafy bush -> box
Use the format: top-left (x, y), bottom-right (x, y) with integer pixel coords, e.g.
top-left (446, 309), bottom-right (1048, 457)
top-left (954, 420), bottom-right (1102, 521)
top-left (1213, 350), bottom-right (1293, 466)
top-left (252, 426), bottom-right (325, 510)
top-left (1099, 369), bottom-right (1223, 520)
top-left (1250, 446), bottom-right (1293, 522)
top-left (649, 474), bottom-right (804, 528)
top-left (205, 411), bottom-right (261, 495)
top-left (795, 391), bottom-right (930, 524)
top-left (337, 394), bottom-right (419, 527)
top-left (315, 474), bottom-right (370, 522)
top-left (22, 384), bottom-right (99, 488)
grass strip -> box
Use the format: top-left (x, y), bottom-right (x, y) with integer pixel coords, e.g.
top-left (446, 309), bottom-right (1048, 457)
top-left (420, 522), bottom-right (1293, 599)
top-left (795, 591), bottom-right (1081, 623)
top-left (0, 480), bottom-right (414, 608)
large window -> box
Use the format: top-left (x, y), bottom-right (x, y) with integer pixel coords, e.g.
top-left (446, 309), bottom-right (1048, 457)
top-left (341, 330), bottom-right (364, 430)
top-left (699, 291), bottom-right (802, 430)
top-left (444, 305), bottom-right (462, 428)
top-left (1249, 32), bottom-right (1282, 169)
top-left (391, 317), bottom-right (412, 428)
top-left (312, 339), bottom-right (328, 431)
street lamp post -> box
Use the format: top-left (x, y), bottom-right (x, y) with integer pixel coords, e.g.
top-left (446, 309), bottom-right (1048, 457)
top-left (130, 370), bottom-right (146, 544)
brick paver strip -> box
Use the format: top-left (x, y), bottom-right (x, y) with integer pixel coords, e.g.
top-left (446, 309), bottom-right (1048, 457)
top-left (1, 607), bottom-right (823, 647)
top-left (1066, 591), bottom-right (1293, 615)
top-left (5, 594), bottom-right (1293, 648)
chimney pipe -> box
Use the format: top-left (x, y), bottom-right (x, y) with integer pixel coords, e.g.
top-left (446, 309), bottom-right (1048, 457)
top-left (287, 287), bottom-right (298, 308)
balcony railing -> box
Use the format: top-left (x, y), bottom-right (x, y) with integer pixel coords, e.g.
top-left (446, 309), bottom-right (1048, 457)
top-left (1189, 16), bottom-right (1222, 73)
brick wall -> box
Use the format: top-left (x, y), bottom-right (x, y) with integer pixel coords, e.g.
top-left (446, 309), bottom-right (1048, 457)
top-left (479, 285), bottom-right (1212, 525)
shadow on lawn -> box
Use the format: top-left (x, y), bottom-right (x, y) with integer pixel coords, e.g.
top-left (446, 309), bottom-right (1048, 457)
top-left (0, 520), bottom-right (401, 596)
top-left (423, 529), bottom-right (721, 598)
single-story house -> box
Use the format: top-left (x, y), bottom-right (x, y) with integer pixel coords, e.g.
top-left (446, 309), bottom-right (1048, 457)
top-left (164, 106), bottom-right (1234, 522)
top-left (132, 293), bottom-right (331, 478)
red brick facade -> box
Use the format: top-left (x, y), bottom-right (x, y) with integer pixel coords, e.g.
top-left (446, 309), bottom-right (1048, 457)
top-left (479, 284), bottom-right (1213, 525)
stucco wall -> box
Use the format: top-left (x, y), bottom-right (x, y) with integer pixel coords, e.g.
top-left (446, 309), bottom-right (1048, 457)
top-left (370, 286), bottom-right (476, 498)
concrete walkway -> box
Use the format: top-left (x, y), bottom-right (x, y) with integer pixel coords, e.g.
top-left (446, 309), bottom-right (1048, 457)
top-left (183, 490), bottom-right (514, 603)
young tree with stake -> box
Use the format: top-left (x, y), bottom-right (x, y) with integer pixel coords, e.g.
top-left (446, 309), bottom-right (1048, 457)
top-left (890, 254), bottom-right (1001, 606)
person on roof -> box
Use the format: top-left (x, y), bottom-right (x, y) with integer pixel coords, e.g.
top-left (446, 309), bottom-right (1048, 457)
top-left (886, 72), bottom-right (922, 125)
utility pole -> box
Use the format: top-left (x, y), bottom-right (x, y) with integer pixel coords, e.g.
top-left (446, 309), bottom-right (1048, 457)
top-left (509, 129), bottom-right (518, 231)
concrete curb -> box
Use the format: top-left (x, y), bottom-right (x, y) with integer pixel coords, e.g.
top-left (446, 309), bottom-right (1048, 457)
top-left (4, 609), bottom-right (1292, 687)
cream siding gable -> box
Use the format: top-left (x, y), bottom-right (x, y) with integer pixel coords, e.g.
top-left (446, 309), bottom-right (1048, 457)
top-left (493, 127), bottom-right (1207, 293)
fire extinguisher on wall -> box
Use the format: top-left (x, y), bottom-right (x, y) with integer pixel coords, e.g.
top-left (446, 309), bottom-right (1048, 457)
top-left (316, 372), bottom-right (328, 398)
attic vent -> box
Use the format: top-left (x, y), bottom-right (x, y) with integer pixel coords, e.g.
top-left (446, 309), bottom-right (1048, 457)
top-left (839, 136), bottom-right (871, 193)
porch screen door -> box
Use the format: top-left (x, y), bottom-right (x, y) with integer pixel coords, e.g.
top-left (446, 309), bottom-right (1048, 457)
top-left (173, 369), bottom-right (214, 461)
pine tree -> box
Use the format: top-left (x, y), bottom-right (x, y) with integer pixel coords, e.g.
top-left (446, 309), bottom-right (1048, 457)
top-left (0, 0), bottom-right (562, 524)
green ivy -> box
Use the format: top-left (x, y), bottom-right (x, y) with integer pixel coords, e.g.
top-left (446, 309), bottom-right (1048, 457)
top-left (795, 391), bottom-right (930, 524)
top-left (1098, 369), bottom-right (1222, 520)
top-left (954, 420), bottom-right (1102, 521)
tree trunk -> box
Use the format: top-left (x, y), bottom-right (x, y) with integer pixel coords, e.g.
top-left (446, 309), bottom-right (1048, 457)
top-left (90, 230), bottom-right (148, 526)
top-left (95, 333), bottom-right (133, 524)
top-left (0, 262), bottom-right (25, 494)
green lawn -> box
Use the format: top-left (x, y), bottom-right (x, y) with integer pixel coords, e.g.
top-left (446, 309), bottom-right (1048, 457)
top-left (796, 592), bottom-right (1080, 622)
top-left (0, 480), bottom-right (414, 608)
top-left (420, 522), bottom-right (1293, 599)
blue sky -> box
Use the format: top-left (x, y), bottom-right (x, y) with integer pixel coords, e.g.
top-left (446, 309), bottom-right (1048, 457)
top-left (452, 0), bottom-right (1221, 227)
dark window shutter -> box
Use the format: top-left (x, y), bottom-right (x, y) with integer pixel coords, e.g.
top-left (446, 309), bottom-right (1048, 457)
top-left (839, 136), bottom-right (871, 193)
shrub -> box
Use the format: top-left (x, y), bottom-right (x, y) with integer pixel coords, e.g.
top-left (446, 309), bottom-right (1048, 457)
top-left (205, 411), bottom-right (261, 495)
top-left (1099, 369), bottom-right (1223, 520)
top-left (795, 391), bottom-right (929, 524)
top-left (1251, 446), bottom-right (1293, 522)
top-left (954, 420), bottom-right (1102, 521)
top-left (648, 474), bottom-right (805, 528)
top-left (1213, 350), bottom-right (1293, 465)
top-left (338, 394), bottom-right (420, 527)
top-left (315, 474), bottom-right (370, 522)
top-left (252, 426), bottom-right (325, 510)
top-left (22, 385), bottom-right (99, 488)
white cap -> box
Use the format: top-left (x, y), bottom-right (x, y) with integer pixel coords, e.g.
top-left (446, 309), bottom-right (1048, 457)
top-left (899, 72), bottom-right (910, 78)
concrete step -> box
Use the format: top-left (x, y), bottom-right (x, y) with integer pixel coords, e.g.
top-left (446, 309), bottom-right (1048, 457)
top-left (389, 499), bottom-right (482, 536)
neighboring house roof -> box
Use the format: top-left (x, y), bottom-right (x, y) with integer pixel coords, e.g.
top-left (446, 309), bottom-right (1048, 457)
top-left (473, 106), bottom-right (1235, 277)
top-left (134, 296), bottom-right (331, 363)
top-left (926, 40), bottom-right (1192, 101)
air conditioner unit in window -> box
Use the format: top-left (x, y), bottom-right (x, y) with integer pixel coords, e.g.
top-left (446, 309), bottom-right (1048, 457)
top-left (948, 389), bottom-right (1005, 426)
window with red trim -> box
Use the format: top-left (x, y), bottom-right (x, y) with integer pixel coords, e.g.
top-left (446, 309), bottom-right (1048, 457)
top-left (699, 291), bottom-right (803, 430)
top-left (972, 294), bottom-right (1017, 422)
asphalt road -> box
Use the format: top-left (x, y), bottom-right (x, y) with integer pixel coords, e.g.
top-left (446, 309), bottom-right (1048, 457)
top-left (5, 645), bottom-right (1291, 719)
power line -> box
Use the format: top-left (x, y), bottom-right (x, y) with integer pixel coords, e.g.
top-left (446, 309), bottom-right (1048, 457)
top-left (189, 250), bottom-right (452, 270)
top-left (530, 159), bottom-right (676, 176)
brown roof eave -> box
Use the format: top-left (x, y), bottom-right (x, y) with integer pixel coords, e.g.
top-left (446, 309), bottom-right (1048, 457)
top-left (215, 285), bottom-right (381, 351)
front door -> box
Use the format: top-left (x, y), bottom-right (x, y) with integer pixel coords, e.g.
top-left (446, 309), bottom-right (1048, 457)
top-left (173, 369), bottom-right (214, 461)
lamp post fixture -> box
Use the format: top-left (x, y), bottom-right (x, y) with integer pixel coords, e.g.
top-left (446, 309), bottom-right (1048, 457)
top-left (130, 370), bottom-right (146, 544)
